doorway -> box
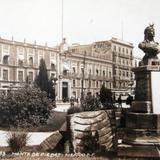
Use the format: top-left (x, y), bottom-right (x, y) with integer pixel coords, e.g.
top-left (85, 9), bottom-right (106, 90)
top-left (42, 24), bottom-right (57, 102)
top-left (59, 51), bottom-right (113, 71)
top-left (62, 82), bottom-right (68, 102)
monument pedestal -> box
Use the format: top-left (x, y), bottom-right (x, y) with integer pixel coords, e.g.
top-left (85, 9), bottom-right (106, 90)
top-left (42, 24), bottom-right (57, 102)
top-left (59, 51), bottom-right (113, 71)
top-left (118, 64), bottom-right (160, 158)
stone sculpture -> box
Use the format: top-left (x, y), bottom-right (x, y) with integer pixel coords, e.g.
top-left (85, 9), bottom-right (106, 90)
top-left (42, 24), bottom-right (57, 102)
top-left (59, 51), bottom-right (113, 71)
top-left (139, 24), bottom-right (160, 65)
top-left (118, 24), bottom-right (160, 158)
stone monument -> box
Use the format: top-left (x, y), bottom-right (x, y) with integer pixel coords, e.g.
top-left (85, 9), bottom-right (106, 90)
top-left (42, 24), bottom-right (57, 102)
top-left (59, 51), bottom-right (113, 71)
top-left (118, 24), bottom-right (160, 158)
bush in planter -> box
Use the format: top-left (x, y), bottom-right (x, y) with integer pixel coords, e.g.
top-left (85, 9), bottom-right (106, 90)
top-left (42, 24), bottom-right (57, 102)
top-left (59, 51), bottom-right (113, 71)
top-left (99, 84), bottom-right (115, 109)
top-left (7, 131), bottom-right (29, 152)
top-left (81, 93), bottom-right (101, 111)
top-left (0, 85), bottom-right (53, 128)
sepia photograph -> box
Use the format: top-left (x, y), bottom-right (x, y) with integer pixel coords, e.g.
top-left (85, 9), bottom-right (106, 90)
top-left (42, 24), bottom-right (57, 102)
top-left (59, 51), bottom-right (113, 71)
top-left (0, 0), bottom-right (160, 159)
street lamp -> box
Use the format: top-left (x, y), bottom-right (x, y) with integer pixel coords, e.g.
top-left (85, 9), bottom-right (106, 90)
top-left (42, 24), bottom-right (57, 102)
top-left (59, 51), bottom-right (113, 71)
top-left (50, 76), bottom-right (58, 101)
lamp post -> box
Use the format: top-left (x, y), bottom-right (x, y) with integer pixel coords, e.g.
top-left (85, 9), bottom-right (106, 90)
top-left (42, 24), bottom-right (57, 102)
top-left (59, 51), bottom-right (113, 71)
top-left (81, 52), bottom-right (86, 106)
top-left (50, 75), bottom-right (58, 101)
top-left (52, 77), bottom-right (58, 101)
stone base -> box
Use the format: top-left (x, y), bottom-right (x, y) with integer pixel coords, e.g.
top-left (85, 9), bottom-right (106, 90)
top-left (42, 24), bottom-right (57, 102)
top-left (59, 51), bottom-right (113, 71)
top-left (118, 144), bottom-right (160, 158)
top-left (126, 112), bottom-right (160, 130)
top-left (131, 101), bottom-right (152, 113)
top-left (120, 112), bottom-right (160, 158)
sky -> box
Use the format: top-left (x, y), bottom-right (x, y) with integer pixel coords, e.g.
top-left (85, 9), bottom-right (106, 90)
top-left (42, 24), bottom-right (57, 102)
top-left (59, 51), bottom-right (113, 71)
top-left (0, 0), bottom-right (160, 57)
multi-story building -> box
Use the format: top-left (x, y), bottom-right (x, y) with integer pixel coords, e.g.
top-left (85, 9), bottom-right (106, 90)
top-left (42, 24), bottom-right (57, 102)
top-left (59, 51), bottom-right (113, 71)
top-left (111, 37), bottom-right (134, 96)
top-left (0, 38), bottom-right (58, 93)
top-left (0, 37), bottom-right (134, 101)
top-left (61, 40), bottom-right (113, 100)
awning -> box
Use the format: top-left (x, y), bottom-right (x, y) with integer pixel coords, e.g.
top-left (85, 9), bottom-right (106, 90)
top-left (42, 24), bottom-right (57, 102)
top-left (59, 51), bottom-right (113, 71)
top-left (63, 64), bottom-right (70, 71)
top-left (51, 59), bottom-right (56, 64)
top-left (18, 54), bottom-right (24, 61)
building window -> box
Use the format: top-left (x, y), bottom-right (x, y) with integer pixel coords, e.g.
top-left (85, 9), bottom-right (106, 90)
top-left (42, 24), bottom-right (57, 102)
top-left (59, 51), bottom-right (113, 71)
top-left (126, 60), bottom-right (128, 66)
top-left (122, 48), bottom-right (125, 53)
top-left (3, 56), bottom-right (9, 64)
top-left (63, 70), bottom-right (68, 76)
top-left (126, 72), bottom-right (129, 77)
top-left (28, 72), bottom-right (33, 82)
top-left (96, 81), bottom-right (98, 88)
top-left (126, 49), bottom-right (128, 54)
top-left (18, 59), bottom-right (23, 66)
top-left (119, 47), bottom-right (121, 53)
top-left (51, 64), bottom-right (56, 70)
top-left (51, 73), bottom-right (55, 79)
top-left (72, 67), bottom-right (76, 73)
top-left (29, 57), bottom-right (33, 66)
top-left (3, 69), bottom-right (8, 81)
top-left (96, 69), bottom-right (99, 75)
top-left (18, 71), bottom-right (23, 82)
top-left (89, 80), bottom-right (91, 88)
top-left (81, 80), bottom-right (83, 87)
top-left (3, 44), bottom-right (10, 55)
top-left (113, 46), bottom-right (116, 51)
top-left (103, 70), bottom-right (105, 76)
top-left (123, 71), bottom-right (125, 77)
top-left (119, 70), bottom-right (121, 76)
top-left (119, 58), bottom-right (121, 64)
top-left (81, 68), bottom-right (84, 74)
top-left (110, 83), bottom-right (112, 89)
top-left (18, 47), bottom-right (24, 54)
top-left (109, 71), bottom-right (111, 77)
top-left (89, 69), bottom-right (91, 75)
top-left (73, 79), bottom-right (75, 87)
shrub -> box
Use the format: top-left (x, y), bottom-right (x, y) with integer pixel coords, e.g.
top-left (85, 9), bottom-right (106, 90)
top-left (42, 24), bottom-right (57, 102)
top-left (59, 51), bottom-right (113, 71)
top-left (99, 84), bottom-right (115, 109)
top-left (67, 106), bottom-right (82, 115)
top-left (7, 131), bottom-right (29, 152)
top-left (81, 94), bottom-right (101, 111)
top-left (0, 85), bottom-right (53, 128)
top-left (34, 58), bottom-right (55, 101)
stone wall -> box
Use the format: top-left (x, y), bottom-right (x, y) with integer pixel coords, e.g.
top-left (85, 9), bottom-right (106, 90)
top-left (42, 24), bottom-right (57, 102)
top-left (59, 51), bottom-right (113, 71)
top-left (67, 110), bottom-right (116, 153)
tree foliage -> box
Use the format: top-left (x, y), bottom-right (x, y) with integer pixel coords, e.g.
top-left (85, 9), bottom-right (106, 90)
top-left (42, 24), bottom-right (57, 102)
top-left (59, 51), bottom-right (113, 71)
top-left (81, 93), bottom-right (101, 111)
top-left (34, 58), bottom-right (55, 100)
top-left (0, 85), bottom-right (53, 128)
top-left (99, 84), bottom-right (114, 108)
top-left (35, 58), bottom-right (49, 94)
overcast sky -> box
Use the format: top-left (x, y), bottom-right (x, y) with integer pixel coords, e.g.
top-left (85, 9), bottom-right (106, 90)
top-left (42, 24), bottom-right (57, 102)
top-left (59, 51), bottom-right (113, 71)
top-left (0, 0), bottom-right (160, 57)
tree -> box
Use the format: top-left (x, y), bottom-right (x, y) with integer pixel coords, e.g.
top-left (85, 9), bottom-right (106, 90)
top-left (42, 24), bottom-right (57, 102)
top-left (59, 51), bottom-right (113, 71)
top-left (34, 59), bottom-right (55, 101)
top-left (34, 58), bottom-right (49, 95)
top-left (0, 85), bottom-right (53, 128)
top-left (99, 84), bottom-right (114, 108)
top-left (81, 93), bottom-right (101, 111)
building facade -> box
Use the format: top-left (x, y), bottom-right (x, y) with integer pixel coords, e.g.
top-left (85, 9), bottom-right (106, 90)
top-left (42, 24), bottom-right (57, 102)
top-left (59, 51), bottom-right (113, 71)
top-left (111, 38), bottom-right (134, 97)
top-left (61, 40), bottom-right (113, 101)
top-left (0, 38), bottom-right (58, 92)
top-left (0, 37), bottom-right (134, 101)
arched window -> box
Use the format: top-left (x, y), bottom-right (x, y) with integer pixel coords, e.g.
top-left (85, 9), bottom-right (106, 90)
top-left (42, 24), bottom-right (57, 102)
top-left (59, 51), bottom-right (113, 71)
top-left (3, 55), bottom-right (9, 64)
top-left (29, 57), bottom-right (33, 66)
